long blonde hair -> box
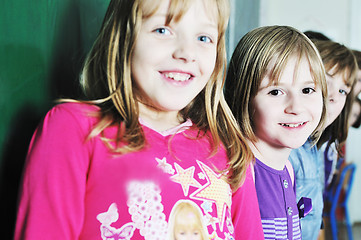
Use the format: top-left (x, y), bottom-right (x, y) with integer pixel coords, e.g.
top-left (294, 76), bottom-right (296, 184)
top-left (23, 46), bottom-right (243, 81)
top-left (167, 200), bottom-right (208, 240)
top-left (78, 0), bottom-right (251, 189)
top-left (225, 25), bottom-right (328, 146)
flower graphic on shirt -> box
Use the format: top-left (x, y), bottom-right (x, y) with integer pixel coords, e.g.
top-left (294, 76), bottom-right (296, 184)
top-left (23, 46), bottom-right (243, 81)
top-left (126, 181), bottom-right (168, 239)
top-left (201, 200), bottom-right (213, 213)
top-left (198, 172), bottom-right (206, 180)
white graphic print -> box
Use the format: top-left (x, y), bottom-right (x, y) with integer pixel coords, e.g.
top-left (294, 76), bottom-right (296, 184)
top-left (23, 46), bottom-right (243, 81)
top-left (156, 157), bottom-right (175, 174)
top-left (97, 203), bottom-right (135, 240)
top-left (97, 156), bottom-right (235, 239)
top-left (127, 181), bottom-right (168, 239)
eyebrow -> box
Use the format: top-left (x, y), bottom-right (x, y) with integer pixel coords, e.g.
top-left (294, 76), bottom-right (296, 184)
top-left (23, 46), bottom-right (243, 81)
top-left (302, 80), bottom-right (317, 85)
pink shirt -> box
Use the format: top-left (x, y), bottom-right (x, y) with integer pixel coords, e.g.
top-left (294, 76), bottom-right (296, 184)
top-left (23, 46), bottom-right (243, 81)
top-left (15, 103), bottom-right (263, 239)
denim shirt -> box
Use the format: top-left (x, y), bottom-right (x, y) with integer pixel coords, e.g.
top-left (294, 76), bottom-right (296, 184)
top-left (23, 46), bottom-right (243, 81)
top-left (289, 139), bottom-right (324, 240)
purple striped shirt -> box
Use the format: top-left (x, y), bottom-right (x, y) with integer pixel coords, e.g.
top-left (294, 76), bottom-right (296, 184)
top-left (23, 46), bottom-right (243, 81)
top-left (254, 158), bottom-right (302, 240)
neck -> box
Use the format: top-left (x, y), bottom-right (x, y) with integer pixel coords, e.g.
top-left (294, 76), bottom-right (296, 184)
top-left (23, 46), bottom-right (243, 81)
top-left (138, 102), bottom-right (183, 132)
top-left (249, 139), bottom-right (292, 170)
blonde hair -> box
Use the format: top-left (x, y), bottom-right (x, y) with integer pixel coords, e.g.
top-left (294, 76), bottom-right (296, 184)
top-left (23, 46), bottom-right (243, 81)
top-left (353, 50), bottom-right (361, 70)
top-left (78, 0), bottom-right (250, 189)
top-left (314, 40), bottom-right (358, 152)
top-left (225, 25), bottom-right (328, 146)
top-left (167, 200), bottom-right (208, 240)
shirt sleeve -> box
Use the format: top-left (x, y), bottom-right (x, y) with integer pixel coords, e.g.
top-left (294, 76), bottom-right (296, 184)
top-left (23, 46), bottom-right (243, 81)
top-left (14, 103), bottom-right (93, 240)
top-left (232, 164), bottom-right (265, 239)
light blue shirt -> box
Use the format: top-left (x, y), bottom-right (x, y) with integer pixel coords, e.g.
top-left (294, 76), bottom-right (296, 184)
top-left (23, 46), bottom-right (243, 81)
top-left (289, 139), bottom-right (324, 240)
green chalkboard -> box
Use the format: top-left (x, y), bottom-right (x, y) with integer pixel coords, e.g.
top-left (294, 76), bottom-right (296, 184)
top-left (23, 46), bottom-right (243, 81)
top-left (0, 0), bottom-right (110, 238)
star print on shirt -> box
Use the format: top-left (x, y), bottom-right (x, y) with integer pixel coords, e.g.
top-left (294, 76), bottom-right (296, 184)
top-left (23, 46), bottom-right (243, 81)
top-left (170, 163), bottom-right (202, 196)
top-left (190, 161), bottom-right (232, 231)
top-left (155, 157), bottom-right (175, 174)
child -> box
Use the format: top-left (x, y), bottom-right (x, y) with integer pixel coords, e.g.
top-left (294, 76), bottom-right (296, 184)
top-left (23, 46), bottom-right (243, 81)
top-left (289, 40), bottom-right (357, 240)
top-left (14, 0), bottom-right (264, 239)
top-left (350, 97), bottom-right (361, 128)
top-left (317, 41), bottom-right (358, 190)
top-left (225, 25), bottom-right (328, 240)
top-left (351, 50), bottom-right (361, 97)
top-left (168, 200), bottom-right (208, 240)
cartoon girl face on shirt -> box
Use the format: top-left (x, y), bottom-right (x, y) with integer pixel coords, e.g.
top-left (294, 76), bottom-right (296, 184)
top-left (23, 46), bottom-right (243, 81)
top-left (168, 200), bottom-right (208, 240)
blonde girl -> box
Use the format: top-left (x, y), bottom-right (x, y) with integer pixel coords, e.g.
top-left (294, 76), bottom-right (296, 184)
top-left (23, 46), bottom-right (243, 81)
top-left (14, 0), bottom-right (264, 239)
top-left (168, 200), bottom-right (208, 240)
top-left (225, 25), bottom-right (327, 240)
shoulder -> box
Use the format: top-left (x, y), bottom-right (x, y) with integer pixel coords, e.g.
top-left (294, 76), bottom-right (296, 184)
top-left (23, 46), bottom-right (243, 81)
top-left (289, 140), bottom-right (318, 164)
top-left (44, 102), bottom-right (99, 126)
top-left (33, 102), bottom-right (101, 141)
top-left (47, 102), bottom-right (99, 119)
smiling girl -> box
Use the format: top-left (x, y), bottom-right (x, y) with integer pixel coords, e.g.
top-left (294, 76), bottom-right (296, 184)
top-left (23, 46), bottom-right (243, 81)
top-left (289, 40), bottom-right (357, 240)
top-left (14, 0), bottom-right (264, 239)
top-left (225, 25), bottom-right (327, 239)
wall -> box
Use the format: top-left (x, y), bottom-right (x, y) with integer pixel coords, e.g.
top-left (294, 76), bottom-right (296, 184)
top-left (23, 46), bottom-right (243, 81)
top-left (347, 0), bottom-right (361, 225)
top-left (259, 0), bottom-right (361, 224)
top-left (0, 0), bottom-right (109, 238)
top-left (259, 0), bottom-right (351, 44)
top-left (227, 0), bottom-right (260, 58)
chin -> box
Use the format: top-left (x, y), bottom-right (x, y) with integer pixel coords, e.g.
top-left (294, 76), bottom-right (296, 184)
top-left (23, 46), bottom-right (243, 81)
top-left (287, 139), bottom-right (309, 149)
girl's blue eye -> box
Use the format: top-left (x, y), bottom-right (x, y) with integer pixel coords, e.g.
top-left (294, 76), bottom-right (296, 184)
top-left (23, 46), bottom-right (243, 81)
top-left (155, 27), bottom-right (170, 35)
top-left (339, 89), bottom-right (348, 95)
top-left (198, 35), bottom-right (212, 43)
top-left (302, 87), bottom-right (315, 94)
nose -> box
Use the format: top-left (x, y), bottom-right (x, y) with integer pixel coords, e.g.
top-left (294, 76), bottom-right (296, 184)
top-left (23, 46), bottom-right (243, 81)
top-left (172, 38), bottom-right (196, 63)
top-left (284, 93), bottom-right (304, 114)
top-left (327, 81), bottom-right (338, 104)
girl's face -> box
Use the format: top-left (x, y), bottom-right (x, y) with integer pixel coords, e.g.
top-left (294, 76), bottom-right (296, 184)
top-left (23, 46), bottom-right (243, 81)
top-left (353, 69), bottom-right (361, 97)
top-left (174, 211), bottom-right (203, 240)
top-left (325, 69), bottom-right (351, 127)
top-left (174, 228), bottom-right (202, 240)
top-left (349, 100), bottom-right (361, 127)
top-left (252, 56), bottom-right (323, 150)
top-left (132, 0), bottom-right (218, 117)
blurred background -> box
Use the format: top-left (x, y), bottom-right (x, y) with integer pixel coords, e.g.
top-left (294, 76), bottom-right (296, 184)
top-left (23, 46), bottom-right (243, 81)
top-left (1, 0), bottom-right (360, 239)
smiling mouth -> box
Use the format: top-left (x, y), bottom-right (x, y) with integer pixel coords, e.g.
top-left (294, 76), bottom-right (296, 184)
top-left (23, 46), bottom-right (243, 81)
top-left (164, 72), bottom-right (192, 82)
top-left (279, 122), bottom-right (306, 128)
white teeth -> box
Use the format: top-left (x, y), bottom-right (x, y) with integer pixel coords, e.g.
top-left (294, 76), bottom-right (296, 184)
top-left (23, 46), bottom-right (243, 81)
top-left (280, 123), bottom-right (304, 128)
top-left (165, 72), bottom-right (191, 82)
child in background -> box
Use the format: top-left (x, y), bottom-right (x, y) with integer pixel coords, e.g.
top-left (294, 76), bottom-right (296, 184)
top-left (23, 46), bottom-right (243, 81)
top-left (289, 40), bottom-right (357, 240)
top-left (350, 97), bottom-right (361, 128)
top-left (352, 50), bottom-right (361, 97)
top-left (14, 0), bottom-right (264, 239)
top-left (319, 41), bottom-right (358, 192)
top-left (225, 25), bottom-right (327, 240)
top-left (351, 50), bottom-right (361, 127)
